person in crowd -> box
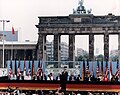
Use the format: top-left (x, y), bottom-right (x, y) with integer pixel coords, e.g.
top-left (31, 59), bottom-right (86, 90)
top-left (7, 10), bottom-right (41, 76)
top-left (21, 72), bottom-right (25, 80)
top-left (56, 73), bottom-right (61, 81)
top-left (39, 90), bottom-right (44, 95)
top-left (90, 74), bottom-right (96, 82)
top-left (111, 75), bottom-right (116, 82)
top-left (69, 73), bottom-right (76, 81)
top-left (43, 73), bottom-right (47, 81)
top-left (55, 86), bottom-right (62, 95)
top-left (47, 73), bottom-right (54, 81)
top-left (8, 68), bottom-right (12, 80)
top-left (23, 68), bottom-right (26, 78)
top-left (102, 74), bottom-right (108, 81)
top-left (17, 68), bottom-right (21, 80)
top-left (115, 76), bottom-right (119, 82)
top-left (48, 90), bottom-right (54, 95)
top-left (36, 67), bottom-right (43, 80)
top-left (13, 87), bottom-right (20, 95)
top-left (7, 86), bottom-right (13, 93)
top-left (96, 74), bottom-right (100, 82)
top-left (11, 73), bottom-right (17, 80)
top-left (98, 73), bottom-right (103, 81)
top-left (84, 70), bottom-right (91, 82)
top-left (19, 71), bottom-right (24, 80)
top-left (27, 73), bottom-right (32, 80)
top-left (76, 74), bottom-right (82, 81)
top-left (47, 74), bottom-right (51, 81)
top-left (32, 74), bottom-right (36, 80)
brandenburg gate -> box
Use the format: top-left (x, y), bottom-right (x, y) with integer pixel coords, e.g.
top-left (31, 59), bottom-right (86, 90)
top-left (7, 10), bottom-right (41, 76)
top-left (36, 0), bottom-right (120, 68)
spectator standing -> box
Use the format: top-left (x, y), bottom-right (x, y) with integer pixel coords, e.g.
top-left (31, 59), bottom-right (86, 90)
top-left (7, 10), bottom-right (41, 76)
top-left (13, 87), bottom-right (20, 95)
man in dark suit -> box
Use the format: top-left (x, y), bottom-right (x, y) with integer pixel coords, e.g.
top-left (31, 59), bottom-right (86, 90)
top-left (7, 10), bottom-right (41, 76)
top-left (56, 73), bottom-right (61, 81)
top-left (60, 68), bottom-right (68, 91)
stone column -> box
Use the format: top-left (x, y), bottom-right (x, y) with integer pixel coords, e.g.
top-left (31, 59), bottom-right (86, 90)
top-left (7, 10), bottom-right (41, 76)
top-left (69, 34), bottom-right (75, 68)
top-left (118, 33), bottom-right (120, 62)
top-left (0, 50), bottom-right (2, 67)
top-left (54, 34), bottom-right (61, 68)
top-left (89, 33), bottom-right (94, 61)
top-left (38, 33), bottom-right (46, 61)
top-left (43, 34), bottom-right (47, 62)
top-left (104, 31), bottom-right (109, 61)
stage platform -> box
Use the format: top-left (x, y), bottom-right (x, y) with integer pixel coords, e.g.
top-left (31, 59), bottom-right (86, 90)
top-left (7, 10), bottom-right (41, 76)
top-left (0, 80), bottom-right (120, 92)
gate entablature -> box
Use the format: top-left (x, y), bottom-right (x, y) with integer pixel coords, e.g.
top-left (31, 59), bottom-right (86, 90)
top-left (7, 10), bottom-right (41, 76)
top-left (36, 14), bottom-right (120, 35)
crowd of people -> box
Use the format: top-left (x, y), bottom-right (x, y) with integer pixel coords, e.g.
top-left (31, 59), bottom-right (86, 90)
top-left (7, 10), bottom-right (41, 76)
top-left (0, 85), bottom-right (119, 95)
top-left (7, 58), bottom-right (120, 82)
top-left (6, 60), bottom-right (120, 94)
top-left (0, 87), bottom-right (120, 95)
top-left (8, 66), bottom-right (120, 82)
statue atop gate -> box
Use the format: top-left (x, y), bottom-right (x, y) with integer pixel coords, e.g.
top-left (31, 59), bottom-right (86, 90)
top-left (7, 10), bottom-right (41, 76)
top-left (73, 0), bottom-right (92, 14)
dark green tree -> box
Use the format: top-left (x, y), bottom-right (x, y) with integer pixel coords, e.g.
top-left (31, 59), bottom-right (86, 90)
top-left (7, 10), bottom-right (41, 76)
top-left (95, 54), bottom-right (103, 61)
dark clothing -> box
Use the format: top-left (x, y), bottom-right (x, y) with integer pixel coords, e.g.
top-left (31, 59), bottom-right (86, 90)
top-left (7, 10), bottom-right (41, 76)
top-left (56, 76), bottom-right (61, 81)
top-left (17, 76), bottom-right (20, 80)
top-left (43, 75), bottom-right (47, 81)
top-left (111, 76), bottom-right (116, 82)
top-left (21, 76), bottom-right (24, 80)
top-left (60, 71), bottom-right (68, 90)
top-left (76, 76), bottom-right (82, 81)
top-left (7, 87), bottom-right (13, 93)
top-left (37, 76), bottom-right (40, 80)
top-left (84, 76), bottom-right (89, 82)
top-left (90, 75), bottom-right (96, 82)
top-left (61, 71), bottom-right (68, 82)
top-left (115, 77), bottom-right (119, 82)
top-left (69, 75), bottom-right (76, 81)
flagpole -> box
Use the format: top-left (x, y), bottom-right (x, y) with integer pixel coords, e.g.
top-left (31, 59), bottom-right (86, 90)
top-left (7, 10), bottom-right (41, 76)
top-left (3, 20), bottom-right (5, 68)
top-left (11, 41), bottom-right (13, 60)
top-left (0, 20), bottom-right (10, 68)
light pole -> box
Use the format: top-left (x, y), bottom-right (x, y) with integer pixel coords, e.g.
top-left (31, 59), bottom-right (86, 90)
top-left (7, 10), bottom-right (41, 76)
top-left (0, 20), bottom-right (10, 68)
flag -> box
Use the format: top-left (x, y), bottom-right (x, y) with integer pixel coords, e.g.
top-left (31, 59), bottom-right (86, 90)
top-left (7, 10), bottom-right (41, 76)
top-left (102, 61), bottom-right (109, 81)
top-left (116, 60), bottom-right (119, 70)
top-left (14, 57), bottom-right (17, 75)
top-left (17, 58), bottom-right (21, 76)
top-left (105, 61), bottom-right (109, 78)
top-left (8, 59), bottom-right (12, 79)
top-left (115, 60), bottom-right (120, 78)
top-left (82, 60), bottom-right (85, 81)
top-left (28, 56), bottom-right (31, 75)
top-left (96, 60), bottom-right (99, 76)
top-left (8, 58), bottom-right (13, 78)
top-left (38, 58), bottom-right (40, 68)
top-left (23, 57), bottom-right (26, 76)
top-left (10, 57), bottom-right (12, 70)
top-left (12, 26), bottom-right (15, 34)
top-left (24, 57), bottom-right (26, 69)
top-left (86, 60), bottom-right (90, 77)
top-left (32, 57), bottom-right (34, 76)
top-left (91, 61), bottom-right (94, 76)
top-left (86, 60), bottom-right (89, 71)
top-left (101, 60), bottom-right (103, 74)
top-left (109, 61), bottom-right (113, 80)
top-left (18, 58), bottom-right (20, 68)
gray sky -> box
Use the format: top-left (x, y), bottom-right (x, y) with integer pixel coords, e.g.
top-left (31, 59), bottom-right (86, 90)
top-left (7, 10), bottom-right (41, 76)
top-left (0, 0), bottom-right (120, 54)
